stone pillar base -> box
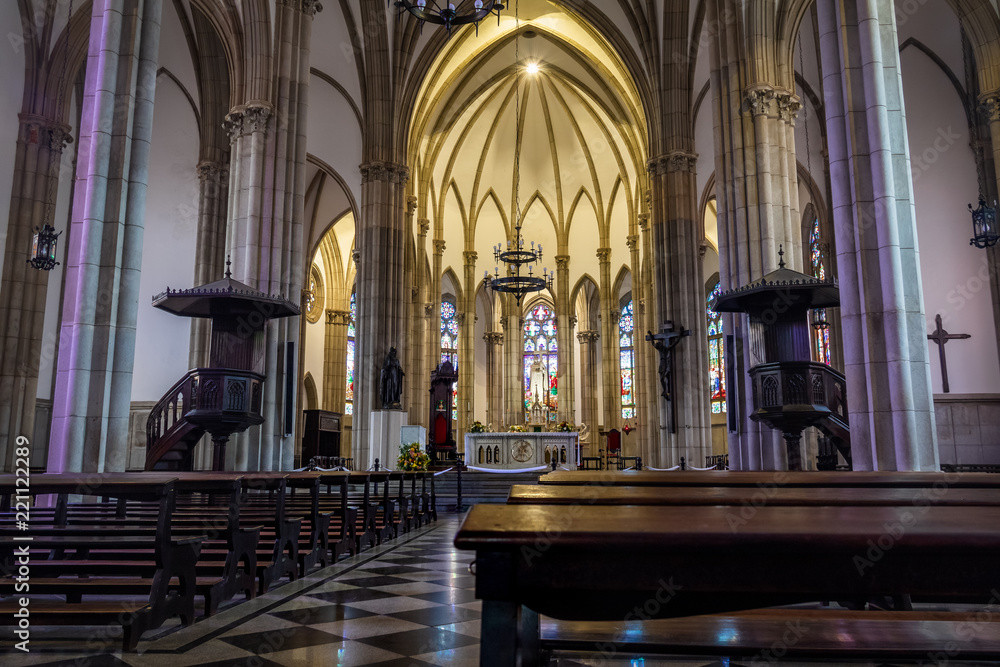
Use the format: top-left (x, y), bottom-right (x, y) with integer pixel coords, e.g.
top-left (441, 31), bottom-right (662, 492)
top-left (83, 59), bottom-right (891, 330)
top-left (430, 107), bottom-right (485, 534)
top-left (370, 410), bottom-right (406, 469)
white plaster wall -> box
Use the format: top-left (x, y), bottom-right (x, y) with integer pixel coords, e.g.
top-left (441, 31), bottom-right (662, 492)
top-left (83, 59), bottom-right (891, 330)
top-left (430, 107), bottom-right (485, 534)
top-left (894, 0), bottom-right (964, 79)
top-left (131, 76), bottom-right (199, 401)
top-left (158, 2), bottom-right (199, 113)
top-left (901, 49), bottom-right (1000, 395)
top-left (0, 0), bottom-right (27, 284)
top-left (306, 75), bottom-right (362, 223)
top-left (303, 253), bottom-right (326, 401)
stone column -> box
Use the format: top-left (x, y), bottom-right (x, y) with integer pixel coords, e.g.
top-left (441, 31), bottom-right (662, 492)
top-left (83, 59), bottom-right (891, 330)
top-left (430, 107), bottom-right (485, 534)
top-left (353, 162), bottom-right (410, 469)
top-left (409, 214), bottom-right (429, 428)
top-left (457, 251), bottom-right (478, 449)
top-left (554, 255), bottom-right (573, 423)
top-left (483, 331), bottom-right (503, 428)
top-left (426, 238), bottom-right (445, 384)
top-left (49, 0), bottom-right (164, 473)
top-left (817, 0), bottom-right (937, 470)
top-left (0, 116), bottom-right (72, 471)
top-left (576, 330), bottom-right (600, 450)
top-left (189, 160), bottom-right (228, 368)
top-left (638, 212), bottom-right (660, 465)
top-left (648, 151), bottom-right (711, 468)
top-left (502, 304), bottom-right (525, 427)
top-left (976, 96), bottom-right (1000, 383)
top-left (324, 309), bottom-right (351, 412)
top-left (596, 247), bottom-right (616, 433)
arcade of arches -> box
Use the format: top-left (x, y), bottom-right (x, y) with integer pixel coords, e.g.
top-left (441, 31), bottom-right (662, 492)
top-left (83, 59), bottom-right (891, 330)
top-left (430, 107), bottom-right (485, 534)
top-left (1, 0), bottom-right (999, 476)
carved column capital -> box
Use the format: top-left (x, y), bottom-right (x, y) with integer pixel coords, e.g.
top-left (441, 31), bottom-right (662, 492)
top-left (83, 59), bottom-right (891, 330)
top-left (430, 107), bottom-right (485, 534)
top-left (745, 84), bottom-right (776, 118)
top-left (980, 93), bottom-right (1000, 123)
top-left (455, 313), bottom-right (466, 325)
top-left (577, 330), bottom-right (600, 343)
top-left (484, 331), bottom-right (504, 345)
top-left (433, 239), bottom-right (447, 256)
top-left (626, 235), bottom-right (639, 251)
top-left (301, 0), bottom-right (323, 15)
top-left (352, 249), bottom-right (361, 266)
top-left (197, 160), bottom-right (224, 183)
top-left (463, 250), bottom-right (478, 265)
top-left (19, 114), bottom-right (73, 153)
top-left (570, 314), bottom-right (578, 329)
top-left (554, 255), bottom-right (570, 269)
top-left (699, 240), bottom-right (709, 258)
top-left (406, 195), bottom-right (418, 216)
top-left (596, 247), bottom-right (612, 263)
top-left (418, 219), bottom-right (430, 236)
top-left (424, 302), bottom-right (434, 317)
top-left (776, 89), bottom-right (802, 123)
top-left (638, 213), bottom-right (649, 232)
top-left (244, 101), bottom-right (272, 134)
top-left (610, 309), bottom-right (621, 325)
top-left (326, 309), bottom-right (351, 325)
top-left (360, 160), bottom-right (410, 185)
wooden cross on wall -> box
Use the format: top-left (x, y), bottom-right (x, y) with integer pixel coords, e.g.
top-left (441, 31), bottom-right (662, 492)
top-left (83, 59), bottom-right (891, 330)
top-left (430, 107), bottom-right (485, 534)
top-left (927, 313), bottom-right (971, 394)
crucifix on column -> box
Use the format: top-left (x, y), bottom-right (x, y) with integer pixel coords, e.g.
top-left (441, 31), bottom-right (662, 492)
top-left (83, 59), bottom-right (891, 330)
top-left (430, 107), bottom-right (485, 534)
top-left (927, 313), bottom-right (970, 394)
top-left (646, 322), bottom-right (691, 433)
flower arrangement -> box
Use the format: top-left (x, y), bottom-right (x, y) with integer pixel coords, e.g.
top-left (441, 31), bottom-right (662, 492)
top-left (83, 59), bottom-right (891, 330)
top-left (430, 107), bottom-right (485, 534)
top-left (507, 424), bottom-right (527, 433)
top-left (397, 442), bottom-right (431, 471)
top-left (469, 420), bottom-right (487, 433)
top-left (555, 421), bottom-right (575, 432)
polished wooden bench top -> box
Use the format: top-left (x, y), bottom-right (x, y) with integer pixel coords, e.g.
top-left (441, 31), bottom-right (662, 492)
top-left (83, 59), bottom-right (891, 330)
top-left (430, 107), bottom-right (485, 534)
top-left (537, 469), bottom-right (1000, 488)
top-left (508, 484), bottom-right (1000, 506)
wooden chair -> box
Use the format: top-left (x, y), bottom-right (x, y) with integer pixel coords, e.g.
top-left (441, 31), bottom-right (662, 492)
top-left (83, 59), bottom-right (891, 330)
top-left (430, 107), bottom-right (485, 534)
top-left (605, 428), bottom-right (621, 470)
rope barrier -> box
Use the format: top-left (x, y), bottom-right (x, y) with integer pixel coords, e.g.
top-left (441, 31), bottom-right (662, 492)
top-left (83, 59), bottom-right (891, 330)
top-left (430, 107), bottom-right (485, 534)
top-left (644, 465), bottom-right (681, 471)
top-left (433, 467), bottom-right (454, 476)
top-left (465, 464), bottom-right (551, 474)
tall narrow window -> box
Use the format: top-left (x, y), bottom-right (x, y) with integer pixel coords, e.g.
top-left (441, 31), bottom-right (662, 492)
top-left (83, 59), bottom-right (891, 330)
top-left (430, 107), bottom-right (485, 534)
top-left (305, 265), bottom-right (323, 323)
top-left (708, 282), bottom-right (726, 413)
top-left (523, 303), bottom-right (558, 422)
top-left (345, 292), bottom-right (356, 415)
top-left (619, 299), bottom-right (635, 419)
top-left (441, 300), bottom-right (458, 420)
top-left (810, 218), bottom-right (832, 365)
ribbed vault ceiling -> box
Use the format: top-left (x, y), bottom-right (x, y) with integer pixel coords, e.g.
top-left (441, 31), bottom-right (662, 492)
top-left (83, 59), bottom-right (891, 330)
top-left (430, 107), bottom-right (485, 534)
top-left (410, 0), bottom-right (648, 256)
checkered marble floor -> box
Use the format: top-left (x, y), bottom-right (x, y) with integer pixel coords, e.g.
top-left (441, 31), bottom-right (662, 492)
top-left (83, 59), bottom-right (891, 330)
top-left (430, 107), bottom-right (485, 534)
top-left (5, 514), bottom-right (998, 667)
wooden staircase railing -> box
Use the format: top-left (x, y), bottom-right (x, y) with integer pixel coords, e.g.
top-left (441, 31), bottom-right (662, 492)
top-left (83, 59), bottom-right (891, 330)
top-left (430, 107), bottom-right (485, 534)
top-left (145, 368), bottom-right (266, 471)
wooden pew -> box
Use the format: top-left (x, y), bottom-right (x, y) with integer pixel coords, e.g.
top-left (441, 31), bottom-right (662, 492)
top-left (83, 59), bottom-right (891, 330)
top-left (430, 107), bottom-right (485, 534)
top-left (537, 469), bottom-right (1000, 488)
top-left (455, 502), bottom-right (1000, 666)
top-left (1, 473), bottom-right (259, 617)
top-left (0, 474), bottom-right (203, 651)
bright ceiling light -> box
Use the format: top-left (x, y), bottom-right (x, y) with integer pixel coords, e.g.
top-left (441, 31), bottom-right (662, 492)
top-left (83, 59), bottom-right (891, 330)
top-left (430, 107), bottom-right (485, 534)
top-left (526, 61), bottom-right (540, 74)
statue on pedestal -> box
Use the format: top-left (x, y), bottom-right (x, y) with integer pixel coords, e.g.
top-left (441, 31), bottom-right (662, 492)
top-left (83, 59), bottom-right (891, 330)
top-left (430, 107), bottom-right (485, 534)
top-left (380, 347), bottom-right (404, 409)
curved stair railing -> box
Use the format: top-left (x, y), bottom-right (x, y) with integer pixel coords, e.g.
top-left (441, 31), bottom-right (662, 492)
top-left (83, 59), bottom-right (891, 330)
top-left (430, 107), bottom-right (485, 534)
top-left (146, 369), bottom-right (266, 471)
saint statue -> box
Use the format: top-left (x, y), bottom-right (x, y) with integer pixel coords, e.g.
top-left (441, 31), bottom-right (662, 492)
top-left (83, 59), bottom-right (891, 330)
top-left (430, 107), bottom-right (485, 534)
top-left (380, 347), bottom-right (404, 409)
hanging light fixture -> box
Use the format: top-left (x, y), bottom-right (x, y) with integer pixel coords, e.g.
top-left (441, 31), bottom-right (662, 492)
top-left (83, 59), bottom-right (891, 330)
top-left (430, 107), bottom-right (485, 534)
top-left (969, 196), bottom-right (999, 249)
top-left (392, 0), bottom-right (503, 35)
top-left (483, 0), bottom-right (550, 305)
top-left (28, 0), bottom-right (72, 272)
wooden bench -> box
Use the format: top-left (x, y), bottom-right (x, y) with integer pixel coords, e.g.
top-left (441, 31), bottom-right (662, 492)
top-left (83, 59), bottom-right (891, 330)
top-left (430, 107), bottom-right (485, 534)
top-left (538, 469), bottom-right (1000, 488)
top-left (0, 474), bottom-right (204, 651)
top-left (455, 502), bottom-right (1000, 666)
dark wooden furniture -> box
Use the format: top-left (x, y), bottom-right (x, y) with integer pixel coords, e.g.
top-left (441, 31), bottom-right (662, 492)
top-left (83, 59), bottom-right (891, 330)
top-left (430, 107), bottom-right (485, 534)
top-left (455, 502), bottom-right (1000, 666)
top-left (301, 409), bottom-right (342, 464)
top-left (604, 429), bottom-right (621, 469)
top-left (537, 469), bottom-right (1000, 488)
top-left (0, 474), bottom-right (204, 651)
top-left (429, 361), bottom-right (458, 462)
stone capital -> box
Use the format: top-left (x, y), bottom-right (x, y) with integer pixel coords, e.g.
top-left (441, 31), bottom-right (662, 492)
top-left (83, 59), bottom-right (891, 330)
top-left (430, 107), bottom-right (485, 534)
top-left (455, 313), bottom-right (466, 325)
top-left (433, 239), bottom-right (447, 255)
top-left (484, 331), bottom-right (504, 345)
top-left (463, 250), bottom-right (478, 265)
top-left (418, 218), bottom-right (430, 236)
top-left (745, 84), bottom-right (776, 118)
top-left (980, 93), bottom-right (1000, 123)
top-left (596, 247), bottom-right (612, 263)
top-left (577, 330), bottom-right (600, 343)
top-left (424, 302), bottom-right (434, 317)
top-left (360, 160), bottom-right (409, 185)
top-left (406, 195), bottom-right (418, 216)
top-left (699, 240), bottom-right (708, 258)
top-left (301, 0), bottom-right (323, 15)
top-left (610, 309), bottom-right (621, 324)
top-left (19, 114), bottom-right (73, 153)
top-left (626, 235), bottom-right (639, 251)
top-left (352, 249), bottom-right (361, 266)
top-left (327, 309), bottom-right (351, 325)
top-left (648, 151), bottom-right (697, 175)
top-left (775, 89), bottom-right (801, 123)
top-left (554, 255), bottom-right (570, 269)
top-left (196, 160), bottom-right (224, 183)
top-left (639, 214), bottom-right (649, 233)
top-left (244, 101), bottom-right (272, 134)
top-left (570, 314), bottom-right (578, 329)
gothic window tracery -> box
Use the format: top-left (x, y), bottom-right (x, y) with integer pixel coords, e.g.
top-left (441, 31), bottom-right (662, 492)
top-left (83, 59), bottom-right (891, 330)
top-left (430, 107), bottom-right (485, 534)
top-left (619, 299), bottom-right (635, 419)
top-left (708, 282), bottom-right (727, 414)
top-left (441, 300), bottom-right (458, 420)
top-left (810, 218), bottom-right (832, 366)
top-left (345, 291), bottom-right (356, 415)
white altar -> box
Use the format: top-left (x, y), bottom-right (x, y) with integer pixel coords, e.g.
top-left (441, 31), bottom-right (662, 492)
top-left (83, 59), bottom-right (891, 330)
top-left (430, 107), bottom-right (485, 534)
top-left (465, 432), bottom-right (579, 469)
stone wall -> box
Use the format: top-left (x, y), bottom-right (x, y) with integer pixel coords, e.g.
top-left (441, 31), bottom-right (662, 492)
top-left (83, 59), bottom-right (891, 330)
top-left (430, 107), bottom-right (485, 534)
top-left (935, 395), bottom-right (1000, 466)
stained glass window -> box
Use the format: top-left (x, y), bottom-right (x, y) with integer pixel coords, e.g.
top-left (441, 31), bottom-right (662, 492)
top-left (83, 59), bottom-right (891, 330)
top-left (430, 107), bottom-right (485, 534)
top-left (345, 292), bottom-right (356, 415)
top-left (619, 300), bottom-right (635, 419)
top-left (523, 303), bottom-right (558, 422)
top-left (810, 218), bottom-right (832, 366)
top-left (441, 301), bottom-right (458, 420)
top-left (305, 277), bottom-right (316, 315)
top-left (708, 282), bottom-right (726, 414)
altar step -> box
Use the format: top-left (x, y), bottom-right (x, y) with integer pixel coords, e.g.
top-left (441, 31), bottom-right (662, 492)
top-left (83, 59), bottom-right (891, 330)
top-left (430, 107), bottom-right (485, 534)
top-left (433, 470), bottom-right (542, 505)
